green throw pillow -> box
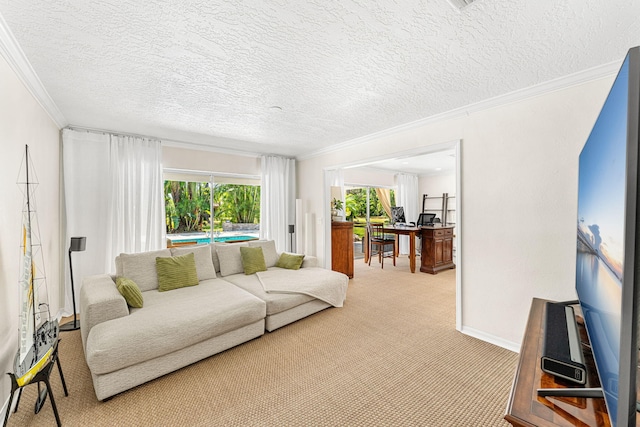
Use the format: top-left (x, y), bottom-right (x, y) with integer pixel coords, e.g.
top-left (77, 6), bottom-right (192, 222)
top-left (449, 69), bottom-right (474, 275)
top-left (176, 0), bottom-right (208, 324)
top-left (156, 252), bottom-right (199, 292)
top-left (240, 246), bottom-right (267, 275)
top-left (116, 277), bottom-right (144, 308)
top-left (275, 252), bottom-right (305, 270)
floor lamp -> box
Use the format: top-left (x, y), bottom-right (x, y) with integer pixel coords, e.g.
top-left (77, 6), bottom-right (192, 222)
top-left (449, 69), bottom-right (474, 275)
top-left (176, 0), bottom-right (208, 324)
top-left (60, 236), bottom-right (86, 332)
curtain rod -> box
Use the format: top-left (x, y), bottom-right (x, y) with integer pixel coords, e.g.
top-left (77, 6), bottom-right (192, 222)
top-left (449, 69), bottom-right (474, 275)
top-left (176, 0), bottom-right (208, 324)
top-left (63, 126), bottom-right (267, 159)
top-left (64, 125), bottom-right (163, 143)
top-left (163, 167), bottom-right (260, 181)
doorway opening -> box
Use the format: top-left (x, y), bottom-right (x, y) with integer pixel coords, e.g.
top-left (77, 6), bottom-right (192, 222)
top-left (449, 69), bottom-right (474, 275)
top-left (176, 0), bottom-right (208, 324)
top-left (323, 139), bottom-right (462, 330)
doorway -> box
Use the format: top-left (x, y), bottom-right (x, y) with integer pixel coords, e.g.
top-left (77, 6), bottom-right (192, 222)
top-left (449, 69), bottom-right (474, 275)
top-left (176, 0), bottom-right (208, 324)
top-left (323, 140), bottom-right (462, 330)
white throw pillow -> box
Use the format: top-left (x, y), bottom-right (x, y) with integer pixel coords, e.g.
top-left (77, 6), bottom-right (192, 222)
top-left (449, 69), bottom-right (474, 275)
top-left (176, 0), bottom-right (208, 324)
top-left (170, 244), bottom-right (216, 280)
top-left (215, 243), bottom-right (249, 277)
top-left (115, 249), bottom-right (172, 292)
top-left (248, 240), bottom-right (278, 268)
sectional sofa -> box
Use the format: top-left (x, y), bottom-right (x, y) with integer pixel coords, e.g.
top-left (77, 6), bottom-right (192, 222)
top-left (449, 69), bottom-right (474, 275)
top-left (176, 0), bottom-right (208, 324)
top-left (79, 240), bottom-right (349, 401)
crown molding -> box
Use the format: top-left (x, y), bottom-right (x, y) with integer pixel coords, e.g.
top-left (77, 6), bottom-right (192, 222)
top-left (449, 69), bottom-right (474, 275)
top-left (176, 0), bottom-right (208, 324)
top-left (297, 60), bottom-right (620, 161)
top-left (0, 12), bottom-right (67, 128)
top-left (0, 7), bottom-right (621, 157)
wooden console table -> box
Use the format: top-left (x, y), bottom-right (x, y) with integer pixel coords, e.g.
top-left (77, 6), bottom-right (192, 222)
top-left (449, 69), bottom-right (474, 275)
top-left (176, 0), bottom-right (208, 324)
top-left (419, 225), bottom-right (455, 274)
top-left (331, 221), bottom-right (354, 278)
top-left (505, 298), bottom-right (632, 427)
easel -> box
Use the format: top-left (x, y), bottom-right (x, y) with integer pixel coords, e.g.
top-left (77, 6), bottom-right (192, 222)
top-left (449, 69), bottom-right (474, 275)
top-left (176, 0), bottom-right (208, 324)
top-left (3, 341), bottom-right (68, 427)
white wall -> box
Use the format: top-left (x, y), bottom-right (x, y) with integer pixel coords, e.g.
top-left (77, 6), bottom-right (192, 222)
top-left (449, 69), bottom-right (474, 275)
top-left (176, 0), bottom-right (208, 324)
top-left (419, 173), bottom-right (456, 223)
top-left (298, 75), bottom-right (614, 349)
top-left (419, 173), bottom-right (455, 198)
top-left (162, 146), bottom-right (260, 176)
top-left (0, 55), bottom-right (61, 413)
top-left (343, 167), bottom-right (395, 188)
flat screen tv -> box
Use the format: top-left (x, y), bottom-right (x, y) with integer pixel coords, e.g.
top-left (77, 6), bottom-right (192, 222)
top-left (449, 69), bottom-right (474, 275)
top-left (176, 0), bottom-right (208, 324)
top-left (576, 46), bottom-right (640, 426)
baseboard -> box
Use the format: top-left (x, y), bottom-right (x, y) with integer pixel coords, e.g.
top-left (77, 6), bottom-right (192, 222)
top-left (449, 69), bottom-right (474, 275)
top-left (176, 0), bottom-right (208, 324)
top-left (460, 326), bottom-right (520, 353)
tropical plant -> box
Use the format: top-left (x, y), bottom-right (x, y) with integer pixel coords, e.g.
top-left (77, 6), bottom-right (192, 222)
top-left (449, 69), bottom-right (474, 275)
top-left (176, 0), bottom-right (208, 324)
top-left (213, 184), bottom-right (260, 224)
top-left (164, 181), bottom-right (211, 233)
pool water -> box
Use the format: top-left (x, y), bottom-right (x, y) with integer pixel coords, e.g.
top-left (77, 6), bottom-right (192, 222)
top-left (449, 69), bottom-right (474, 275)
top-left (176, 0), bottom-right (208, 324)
top-left (214, 235), bottom-right (258, 243)
top-left (170, 235), bottom-right (258, 244)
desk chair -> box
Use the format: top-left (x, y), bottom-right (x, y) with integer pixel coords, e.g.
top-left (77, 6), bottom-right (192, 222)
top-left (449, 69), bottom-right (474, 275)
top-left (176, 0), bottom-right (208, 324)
top-left (367, 223), bottom-right (396, 268)
top-left (413, 213), bottom-right (437, 256)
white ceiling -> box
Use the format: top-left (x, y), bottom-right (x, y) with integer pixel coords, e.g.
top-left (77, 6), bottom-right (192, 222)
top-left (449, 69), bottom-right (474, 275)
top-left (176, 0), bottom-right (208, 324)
top-left (351, 150), bottom-right (456, 176)
top-left (1, 1), bottom-right (639, 158)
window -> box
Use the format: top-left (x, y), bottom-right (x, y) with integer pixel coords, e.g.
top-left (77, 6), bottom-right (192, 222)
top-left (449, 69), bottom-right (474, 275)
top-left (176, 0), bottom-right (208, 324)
top-left (345, 186), bottom-right (395, 258)
top-left (211, 183), bottom-right (260, 233)
top-left (163, 170), bottom-right (260, 244)
top-left (164, 180), bottom-right (211, 233)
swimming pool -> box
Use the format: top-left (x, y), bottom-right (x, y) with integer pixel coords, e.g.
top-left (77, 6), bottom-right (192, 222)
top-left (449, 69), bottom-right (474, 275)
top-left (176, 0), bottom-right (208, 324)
top-left (168, 235), bottom-right (258, 245)
top-left (214, 235), bottom-right (258, 243)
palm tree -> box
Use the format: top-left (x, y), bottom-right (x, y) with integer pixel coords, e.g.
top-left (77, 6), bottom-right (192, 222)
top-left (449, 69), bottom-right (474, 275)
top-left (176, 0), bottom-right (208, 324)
top-left (164, 181), bottom-right (211, 233)
top-left (214, 184), bottom-right (260, 224)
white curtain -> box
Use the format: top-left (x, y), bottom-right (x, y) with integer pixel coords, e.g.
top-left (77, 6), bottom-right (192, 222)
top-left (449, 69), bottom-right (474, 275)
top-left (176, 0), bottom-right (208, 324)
top-left (105, 134), bottom-right (165, 255)
top-left (396, 173), bottom-right (419, 255)
top-left (62, 129), bottom-right (164, 316)
top-left (260, 155), bottom-right (296, 253)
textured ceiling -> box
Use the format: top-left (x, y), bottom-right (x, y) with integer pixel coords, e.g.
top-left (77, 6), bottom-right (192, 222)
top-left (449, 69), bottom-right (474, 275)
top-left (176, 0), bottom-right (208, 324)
top-left (366, 150), bottom-right (457, 176)
top-left (1, 0), bottom-right (639, 157)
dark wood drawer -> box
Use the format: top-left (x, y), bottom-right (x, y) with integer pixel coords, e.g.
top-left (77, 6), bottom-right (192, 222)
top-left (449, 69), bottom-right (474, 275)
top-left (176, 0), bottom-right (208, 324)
top-left (419, 226), bottom-right (455, 274)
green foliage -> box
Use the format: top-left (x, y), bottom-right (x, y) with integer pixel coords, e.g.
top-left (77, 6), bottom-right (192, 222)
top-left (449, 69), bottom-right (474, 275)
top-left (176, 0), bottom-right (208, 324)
top-left (165, 181), bottom-right (260, 234)
top-left (165, 181), bottom-right (211, 233)
top-left (214, 184), bottom-right (260, 224)
top-left (344, 188), bottom-right (395, 220)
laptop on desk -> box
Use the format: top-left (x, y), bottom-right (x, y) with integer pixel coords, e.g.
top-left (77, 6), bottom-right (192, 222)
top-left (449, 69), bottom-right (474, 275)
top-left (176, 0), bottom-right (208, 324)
top-left (417, 213), bottom-right (436, 226)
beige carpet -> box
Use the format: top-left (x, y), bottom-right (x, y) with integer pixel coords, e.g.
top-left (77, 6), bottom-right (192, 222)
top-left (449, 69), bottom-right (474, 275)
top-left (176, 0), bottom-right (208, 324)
top-left (6, 257), bottom-right (519, 426)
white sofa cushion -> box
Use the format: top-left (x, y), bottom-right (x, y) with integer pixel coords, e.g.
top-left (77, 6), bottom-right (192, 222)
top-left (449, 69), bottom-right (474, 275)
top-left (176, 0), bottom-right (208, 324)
top-left (223, 270), bottom-right (315, 315)
top-left (208, 243), bottom-right (221, 273)
top-left (115, 249), bottom-right (172, 292)
top-left (86, 278), bottom-right (266, 375)
top-left (215, 242), bottom-right (249, 276)
top-left (170, 244), bottom-right (216, 280)
top-left (247, 240), bottom-right (278, 267)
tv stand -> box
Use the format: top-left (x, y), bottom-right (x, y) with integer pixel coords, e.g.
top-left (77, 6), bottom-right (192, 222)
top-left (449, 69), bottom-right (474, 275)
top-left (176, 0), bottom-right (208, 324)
top-left (505, 298), bottom-right (621, 427)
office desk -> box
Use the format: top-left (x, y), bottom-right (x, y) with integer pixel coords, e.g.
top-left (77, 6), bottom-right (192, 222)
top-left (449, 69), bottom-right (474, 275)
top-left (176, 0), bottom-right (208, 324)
top-left (383, 226), bottom-right (421, 273)
top-left (364, 225), bottom-right (455, 274)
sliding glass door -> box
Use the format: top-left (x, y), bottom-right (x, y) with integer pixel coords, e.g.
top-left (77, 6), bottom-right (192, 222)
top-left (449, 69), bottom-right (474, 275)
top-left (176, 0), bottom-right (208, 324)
top-left (345, 185), bottom-right (395, 259)
top-left (163, 170), bottom-right (261, 246)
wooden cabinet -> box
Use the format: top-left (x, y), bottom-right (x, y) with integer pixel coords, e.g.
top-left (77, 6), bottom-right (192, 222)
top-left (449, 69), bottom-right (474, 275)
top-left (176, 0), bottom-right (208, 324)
top-left (331, 221), bottom-right (354, 278)
top-left (419, 225), bottom-right (455, 274)
top-left (505, 298), bottom-right (621, 427)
